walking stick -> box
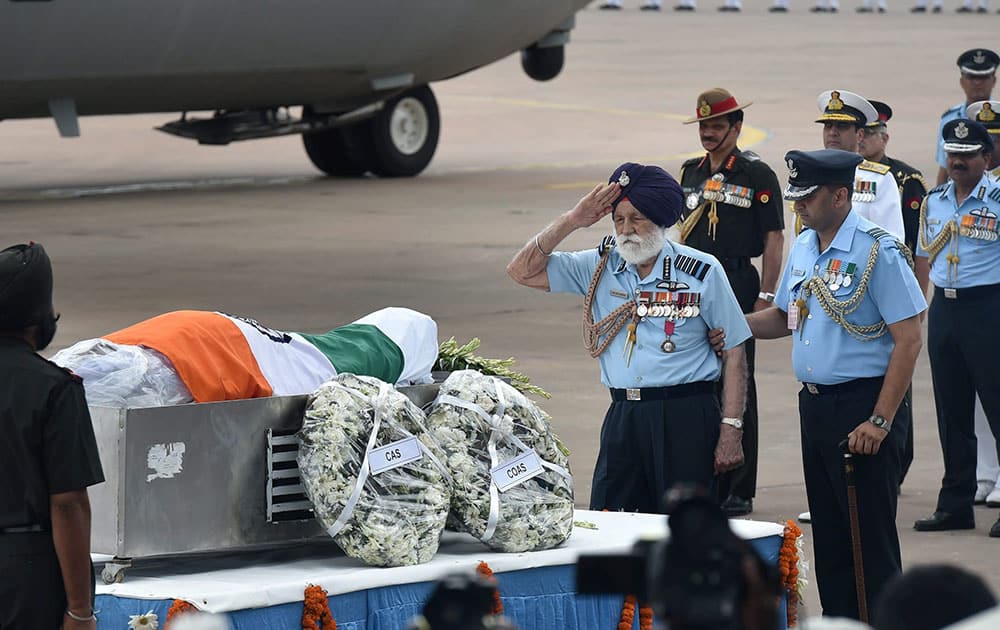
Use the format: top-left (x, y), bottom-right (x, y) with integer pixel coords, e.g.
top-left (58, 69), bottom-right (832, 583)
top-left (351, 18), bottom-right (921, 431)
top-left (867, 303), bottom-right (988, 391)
top-left (839, 439), bottom-right (868, 624)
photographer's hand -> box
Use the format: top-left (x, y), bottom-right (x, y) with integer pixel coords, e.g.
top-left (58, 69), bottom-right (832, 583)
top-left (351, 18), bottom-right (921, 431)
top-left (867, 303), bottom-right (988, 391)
top-left (714, 425), bottom-right (744, 474)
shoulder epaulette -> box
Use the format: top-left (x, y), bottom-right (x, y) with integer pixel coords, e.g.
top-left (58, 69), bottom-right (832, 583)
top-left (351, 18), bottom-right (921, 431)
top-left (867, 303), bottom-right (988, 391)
top-left (928, 183), bottom-right (947, 195)
top-left (673, 254), bottom-right (711, 281)
top-left (615, 259), bottom-right (627, 273)
top-left (941, 105), bottom-right (962, 117)
top-left (858, 160), bottom-right (891, 175)
top-left (681, 156), bottom-right (702, 168)
top-left (740, 150), bottom-right (761, 162)
top-left (989, 187), bottom-right (1000, 204)
top-left (598, 235), bottom-right (616, 256)
top-left (865, 227), bottom-right (891, 241)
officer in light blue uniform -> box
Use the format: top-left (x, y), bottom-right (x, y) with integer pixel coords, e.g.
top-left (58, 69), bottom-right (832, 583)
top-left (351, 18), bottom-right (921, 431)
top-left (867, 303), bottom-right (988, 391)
top-left (506, 162), bottom-right (751, 514)
top-left (935, 49), bottom-right (998, 186)
top-left (914, 119), bottom-right (1000, 538)
top-left (745, 149), bottom-right (925, 620)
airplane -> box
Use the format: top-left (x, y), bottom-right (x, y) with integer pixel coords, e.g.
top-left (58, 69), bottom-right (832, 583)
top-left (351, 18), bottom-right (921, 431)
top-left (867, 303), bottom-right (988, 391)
top-left (1, 0), bottom-right (590, 178)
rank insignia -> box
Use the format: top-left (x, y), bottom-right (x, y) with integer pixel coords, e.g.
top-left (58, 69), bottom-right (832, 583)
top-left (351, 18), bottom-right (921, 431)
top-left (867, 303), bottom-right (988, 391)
top-left (974, 50), bottom-right (987, 64)
top-left (699, 100), bottom-right (712, 118)
top-left (757, 190), bottom-right (771, 204)
top-left (787, 158), bottom-right (798, 178)
top-left (955, 122), bottom-right (969, 139)
top-left (618, 170), bottom-right (630, 187)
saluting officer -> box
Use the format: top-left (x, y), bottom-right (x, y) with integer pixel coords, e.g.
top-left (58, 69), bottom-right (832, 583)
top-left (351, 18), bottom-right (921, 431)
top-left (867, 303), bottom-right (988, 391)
top-left (507, 163), bottom-right (752, 514)
top-left (746, 150), bottom-right (925, 619)
top-left (813, 90), bottom-right (905, 241)
top-left (935, 49), bottom-right (998, 186)
top-left (0, 243), bottom-right (104, 630)
top-left (913, 120), bottom-right (1000, 538)
top-left (677, 88), bottom-right (786, 517)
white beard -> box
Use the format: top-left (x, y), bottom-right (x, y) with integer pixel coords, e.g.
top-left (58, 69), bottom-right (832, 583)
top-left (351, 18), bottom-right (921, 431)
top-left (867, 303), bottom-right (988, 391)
top-left (616, 227), bottom-right (668, 266)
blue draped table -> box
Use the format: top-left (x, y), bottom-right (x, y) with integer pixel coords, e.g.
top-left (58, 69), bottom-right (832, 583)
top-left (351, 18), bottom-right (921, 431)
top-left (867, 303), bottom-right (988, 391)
top-left (95, 511), bottom-right (787, 629)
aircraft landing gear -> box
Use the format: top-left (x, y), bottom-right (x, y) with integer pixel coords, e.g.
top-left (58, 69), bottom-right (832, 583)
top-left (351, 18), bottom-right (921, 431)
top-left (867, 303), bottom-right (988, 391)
top-left (302, 85), bottom-right (440, 178)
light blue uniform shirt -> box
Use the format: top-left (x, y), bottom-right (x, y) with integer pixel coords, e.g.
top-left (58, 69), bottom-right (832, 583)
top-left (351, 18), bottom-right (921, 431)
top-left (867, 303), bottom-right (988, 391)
top-left (936, 103), bottom-right (965, 169)
top-left (547, 238), bottom-right (752, 389)
top-left (917, 174), bottom-right (1000, 288)
top-left (775, 211), bottom-right (926, 385)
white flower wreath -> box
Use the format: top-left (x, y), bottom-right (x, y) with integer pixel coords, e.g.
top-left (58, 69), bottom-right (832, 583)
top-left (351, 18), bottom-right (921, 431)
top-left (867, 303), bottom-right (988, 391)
top-left (297, 374), bottom-right (453, 567)
top-left (426, 370), bottom-right (574, 552)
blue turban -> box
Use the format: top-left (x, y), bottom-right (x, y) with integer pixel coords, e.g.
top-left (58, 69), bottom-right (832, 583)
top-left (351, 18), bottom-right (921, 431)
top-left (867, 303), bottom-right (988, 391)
top-left (609, 163), bottom-right (684, 228)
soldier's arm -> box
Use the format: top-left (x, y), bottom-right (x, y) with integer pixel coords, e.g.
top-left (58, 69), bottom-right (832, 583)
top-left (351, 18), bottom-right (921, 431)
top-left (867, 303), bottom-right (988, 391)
top-left (756, 230), bottom-right (784, 311)
top-left (51, 489), bottom-right (96, 628)
top-left (715, 344), bottom-right (747, 474)
top-left (507, 182), bottom-right (619, 291)
top-left (746, 305), bottom-right (791, 340)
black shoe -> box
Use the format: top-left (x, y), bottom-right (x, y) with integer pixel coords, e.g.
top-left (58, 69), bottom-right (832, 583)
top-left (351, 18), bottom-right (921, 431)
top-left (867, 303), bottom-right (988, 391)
top-left (721, 495), bottom-right (753, 517)
top-left (910, 5), bottom-right (927, 10)
top-left (599, 2), bottom-right (623, 9)
top-left (932, 5), bottom-right (942, 10)
top-left (674, 4), bottom-right (696, 9)
top-left (878, 5), bottom-right (886, 10)
top-left (810, 4), bottom-right (829, 9)
top-left (914, 510), bottom-right (976, 531)
top-left (990, 516), bottom-right (1000, 538)
top-left (857, 5), bottom-right (873, 10)
top-left (769, 5), bottom-right (789, 10)
top-left (718, 4), bottom-right (741, 9)
top-left (640, 3), bottom-right (662, 9)
top-left (956, 5), bottom-right (973, 11)
top-left (976, 5), bottom-right (987, 11)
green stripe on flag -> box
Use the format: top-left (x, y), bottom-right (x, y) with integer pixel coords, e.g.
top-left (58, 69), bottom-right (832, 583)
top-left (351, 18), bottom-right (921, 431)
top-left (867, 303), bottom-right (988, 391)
top-left (299, 324), bottom-right (404, 384)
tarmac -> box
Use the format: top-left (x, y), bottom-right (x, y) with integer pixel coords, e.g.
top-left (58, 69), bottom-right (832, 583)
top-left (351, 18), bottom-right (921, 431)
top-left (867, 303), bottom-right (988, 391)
top-left (2, 1), bottom-right (998, 617)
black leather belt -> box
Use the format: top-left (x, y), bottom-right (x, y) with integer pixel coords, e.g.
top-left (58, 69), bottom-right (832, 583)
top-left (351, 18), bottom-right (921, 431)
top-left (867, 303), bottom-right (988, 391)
top-left (801, 376), bottom-right (883, 395)
top-left (935, 283), bottom-right (1000, 301)
top-left (720, 257), bottom-right (752, 271)
top-left (0, 524), bottom-right (46, 534)
top-left (610, 381), bottom-right (715, 402)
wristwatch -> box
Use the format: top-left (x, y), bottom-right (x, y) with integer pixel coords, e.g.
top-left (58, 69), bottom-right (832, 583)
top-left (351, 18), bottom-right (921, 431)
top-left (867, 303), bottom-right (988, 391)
top-left (868, 414), bottom-right (890, 432)
top-left (721, 417), bottom-right (744, 430)
top-left (758, 291), bottom-right (775, 303)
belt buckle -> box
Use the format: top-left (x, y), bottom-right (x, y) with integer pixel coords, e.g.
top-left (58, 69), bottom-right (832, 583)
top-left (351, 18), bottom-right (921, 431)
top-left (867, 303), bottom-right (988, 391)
top-left (944, 288), bottom-right (957, 299)
top-left (805, 383), bottom-right (819, 395)
top-left (626, 388), bottom-right (641, 401)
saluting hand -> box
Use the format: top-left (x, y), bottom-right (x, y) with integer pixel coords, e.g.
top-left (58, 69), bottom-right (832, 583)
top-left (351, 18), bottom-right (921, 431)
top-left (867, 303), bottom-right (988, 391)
top-left (847, 420), bottom-right (889, 456)
top-left (714, 425), bottom-right (745, 474)
top-left (568, 182), bottom-right (619, 229)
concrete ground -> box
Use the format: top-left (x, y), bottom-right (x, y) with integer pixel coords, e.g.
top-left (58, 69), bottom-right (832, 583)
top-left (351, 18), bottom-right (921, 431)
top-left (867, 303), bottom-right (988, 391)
top-left (2, 2), bottom-right (998, 618)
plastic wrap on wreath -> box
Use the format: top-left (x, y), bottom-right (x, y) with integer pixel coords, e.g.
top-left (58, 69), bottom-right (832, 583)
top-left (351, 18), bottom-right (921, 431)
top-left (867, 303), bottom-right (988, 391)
top-left (51, 339), bottom-right (194, 408)
top-left (297, 373), bottom-right (453, 567)
top-left (426, 370), bottom-right (574, 552)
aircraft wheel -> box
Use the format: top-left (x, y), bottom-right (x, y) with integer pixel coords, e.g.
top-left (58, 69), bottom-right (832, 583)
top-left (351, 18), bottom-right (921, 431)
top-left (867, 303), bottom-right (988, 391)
top-left (369, 86), bottom-right (440, 177)
top-left (520, 44), bottom-right (565, 82)
top-left (302, 120), bottom-right (374, 177)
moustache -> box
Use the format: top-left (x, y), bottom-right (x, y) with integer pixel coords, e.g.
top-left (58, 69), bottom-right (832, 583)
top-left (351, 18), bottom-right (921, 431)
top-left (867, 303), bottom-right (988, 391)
top-left (951, 164), bottom-right (968, 171)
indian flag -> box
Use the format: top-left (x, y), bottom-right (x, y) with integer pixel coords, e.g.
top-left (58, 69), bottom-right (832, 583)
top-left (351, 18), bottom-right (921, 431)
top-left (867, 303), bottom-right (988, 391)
top-left (99, 307), bottom-right (437, 403)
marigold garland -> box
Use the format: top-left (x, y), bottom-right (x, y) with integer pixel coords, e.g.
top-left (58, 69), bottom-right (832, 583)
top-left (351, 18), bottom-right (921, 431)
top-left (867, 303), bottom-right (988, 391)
top-left (302, 584), bottom-right (336, 630)
top-left (164, 600), bottom-right (197, 629)
top-left (779, 520), bottom-right (803, 628)
top-left (476, 561), bottom-right (505, 615)
top-left (617, 594), bottom-right (654, 630)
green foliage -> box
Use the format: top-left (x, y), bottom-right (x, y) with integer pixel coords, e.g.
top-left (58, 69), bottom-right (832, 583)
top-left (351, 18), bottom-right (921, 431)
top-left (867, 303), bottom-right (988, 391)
top-left (436, 337), bottom-right (551, 399)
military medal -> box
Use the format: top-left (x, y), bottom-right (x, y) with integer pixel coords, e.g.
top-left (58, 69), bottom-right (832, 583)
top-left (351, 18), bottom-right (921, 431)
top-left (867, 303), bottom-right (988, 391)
top-left (692, 293), bottom-right (701, 317)
top-left (686, 192), bottom-right (701, 210)
top-left (636, 291), bottom-right (652, 318)
top-left (828, 259), bottom-right (842, 291)
top-left (842, 262), bottom-right (856, 287)
top-left (661, 320), bottom-right (676, 353)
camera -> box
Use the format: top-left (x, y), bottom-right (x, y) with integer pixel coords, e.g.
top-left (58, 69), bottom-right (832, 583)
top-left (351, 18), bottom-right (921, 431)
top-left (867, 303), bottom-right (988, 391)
top-left (407, 573), bottom-right (520, 630)
top-left (576, 485), bottom-right (782, 630)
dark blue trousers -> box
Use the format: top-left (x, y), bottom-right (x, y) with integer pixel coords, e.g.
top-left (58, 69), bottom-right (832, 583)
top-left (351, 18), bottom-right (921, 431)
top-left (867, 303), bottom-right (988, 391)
top-left (799, 377), bottom-right (907, 620)
top-left (590, 390), bottom-right (720, 514)
top-left (928, 287), bottom-right (1000, 515)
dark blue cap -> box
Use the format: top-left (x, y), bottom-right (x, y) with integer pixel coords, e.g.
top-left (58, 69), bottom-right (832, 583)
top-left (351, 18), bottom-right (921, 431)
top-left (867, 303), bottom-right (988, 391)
top-left (783, 150), bottom-right (863, 200)
top-left (942, 119), bottom-right (994, 154)
top-left (609, 163), bottom-right (684, 228)
top-left (957, 49), bottom-right (999, 76)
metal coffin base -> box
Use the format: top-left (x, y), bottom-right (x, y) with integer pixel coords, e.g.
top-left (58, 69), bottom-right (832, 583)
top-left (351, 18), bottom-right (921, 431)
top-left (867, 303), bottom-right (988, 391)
top-left (89, 385), bottom-right (440, 563)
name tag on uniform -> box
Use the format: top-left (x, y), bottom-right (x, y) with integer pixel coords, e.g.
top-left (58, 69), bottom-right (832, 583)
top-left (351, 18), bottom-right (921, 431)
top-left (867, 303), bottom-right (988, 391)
top-left (491, 450), bottom-right (545, 492)
top-left (369, 436), bottom-right (423, 475)
top-left (927, 219), bottom-right (941, 225)
top-left (609, 289), bottom-right (628, 299)
top-left (791, 268), bottom-right (806, 277)
top-left (787, 300), bottom-right (799, 330)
